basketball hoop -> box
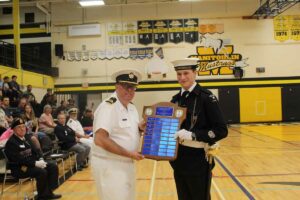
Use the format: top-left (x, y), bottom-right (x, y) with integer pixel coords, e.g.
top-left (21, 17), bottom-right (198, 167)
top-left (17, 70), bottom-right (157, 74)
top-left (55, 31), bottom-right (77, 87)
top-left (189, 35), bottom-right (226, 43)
top-left (147, 72), bottom-right (167, 82)
top-left (145, 55), bottom-right (169, 81)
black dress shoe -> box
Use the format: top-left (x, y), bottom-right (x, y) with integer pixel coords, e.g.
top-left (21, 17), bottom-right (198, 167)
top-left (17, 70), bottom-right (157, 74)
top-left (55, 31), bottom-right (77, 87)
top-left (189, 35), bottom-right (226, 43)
top-left (47, 193), bottom-right (62, 199)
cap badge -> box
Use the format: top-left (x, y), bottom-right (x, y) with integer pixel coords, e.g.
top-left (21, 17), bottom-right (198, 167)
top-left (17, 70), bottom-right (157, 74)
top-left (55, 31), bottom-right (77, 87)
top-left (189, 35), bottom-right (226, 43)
top-left (129, 73), bottom-right (134, 79)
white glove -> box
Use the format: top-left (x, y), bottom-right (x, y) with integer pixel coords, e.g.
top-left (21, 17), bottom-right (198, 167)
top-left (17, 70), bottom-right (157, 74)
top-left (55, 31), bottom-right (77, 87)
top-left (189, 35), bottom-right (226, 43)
top-left (174, 129), bottom-right (193, 141)
top-left (35, 160), bottom-right (47, 168)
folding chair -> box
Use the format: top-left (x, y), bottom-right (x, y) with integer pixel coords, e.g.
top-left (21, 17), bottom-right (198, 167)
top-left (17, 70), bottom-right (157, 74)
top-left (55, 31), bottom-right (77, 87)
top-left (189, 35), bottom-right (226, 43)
top-left (42, 140), bottom-right (68, 184)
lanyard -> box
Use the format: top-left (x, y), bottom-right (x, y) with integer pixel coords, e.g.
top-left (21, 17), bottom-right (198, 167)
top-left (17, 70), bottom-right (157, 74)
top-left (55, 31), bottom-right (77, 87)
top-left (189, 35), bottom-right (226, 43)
top-left (189, 96), bottom-right (198, 131)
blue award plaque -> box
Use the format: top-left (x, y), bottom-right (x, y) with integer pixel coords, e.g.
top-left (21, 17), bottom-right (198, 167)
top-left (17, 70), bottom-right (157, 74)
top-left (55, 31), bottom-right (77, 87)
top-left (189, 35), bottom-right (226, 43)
top-left (141, 102), bottom-right (186, 160)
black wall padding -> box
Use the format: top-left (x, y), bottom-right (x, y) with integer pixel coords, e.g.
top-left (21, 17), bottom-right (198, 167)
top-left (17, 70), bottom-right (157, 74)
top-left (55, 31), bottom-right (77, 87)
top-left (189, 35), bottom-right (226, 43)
top-left (218, 88), bottom-right (240, 124)
top-left (282, 86), bottom-right (300, 121)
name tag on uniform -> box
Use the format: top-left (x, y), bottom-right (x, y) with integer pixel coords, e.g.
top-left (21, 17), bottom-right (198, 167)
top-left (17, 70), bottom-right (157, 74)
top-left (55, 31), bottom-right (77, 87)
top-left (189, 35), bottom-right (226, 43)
top-left (19, 145), bottom-right (25, 148)
top-left (122, 118), bottom-right (127, 121)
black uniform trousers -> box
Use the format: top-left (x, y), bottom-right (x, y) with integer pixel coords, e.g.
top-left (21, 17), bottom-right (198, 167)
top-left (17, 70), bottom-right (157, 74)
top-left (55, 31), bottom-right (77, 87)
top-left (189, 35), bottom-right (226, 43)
top-left (171, 146), bottom-right (212, 200)
top-left (16, 160), bottom-right (58, 198)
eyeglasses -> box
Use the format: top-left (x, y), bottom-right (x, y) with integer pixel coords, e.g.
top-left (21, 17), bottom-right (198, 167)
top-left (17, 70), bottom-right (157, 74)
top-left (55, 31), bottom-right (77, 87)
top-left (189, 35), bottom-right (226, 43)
top-left (119, 83), bottom-right (137, 91)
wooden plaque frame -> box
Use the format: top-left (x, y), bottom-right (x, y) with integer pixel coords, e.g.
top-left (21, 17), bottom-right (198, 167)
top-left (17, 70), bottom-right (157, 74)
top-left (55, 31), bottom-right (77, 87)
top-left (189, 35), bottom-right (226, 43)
top-left (141, 102), bottom-right (186, 161)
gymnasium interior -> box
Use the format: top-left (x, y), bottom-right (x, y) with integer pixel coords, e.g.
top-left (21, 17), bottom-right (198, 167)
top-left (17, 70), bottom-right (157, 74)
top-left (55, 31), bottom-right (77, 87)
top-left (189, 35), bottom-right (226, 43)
top-left (0, 0), bottom-right (300, 199)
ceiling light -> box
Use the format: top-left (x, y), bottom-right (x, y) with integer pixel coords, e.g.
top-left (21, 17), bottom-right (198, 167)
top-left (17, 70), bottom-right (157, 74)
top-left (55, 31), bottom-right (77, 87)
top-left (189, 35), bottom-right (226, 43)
top-left (79, 0), bottom-right (105, 7)
top-left (0, 0), bottom-right (10, 2)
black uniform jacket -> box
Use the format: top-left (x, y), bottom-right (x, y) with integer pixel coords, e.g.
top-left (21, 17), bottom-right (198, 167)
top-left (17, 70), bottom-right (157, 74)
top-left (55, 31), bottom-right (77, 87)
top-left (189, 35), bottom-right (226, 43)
top-left (4, 134), bottom-right (41, 176)
top-left (54, 123), bottom-right (77, 150)
top-left (170, 84), bottom-right (228, 173)
top-left (171, 84), bottom-right (228, 144)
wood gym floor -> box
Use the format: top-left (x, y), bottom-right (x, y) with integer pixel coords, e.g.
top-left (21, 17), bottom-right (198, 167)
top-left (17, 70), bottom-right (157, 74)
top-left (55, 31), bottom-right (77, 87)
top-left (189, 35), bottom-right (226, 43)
top-left (2, 123), bottom-right (300, 200)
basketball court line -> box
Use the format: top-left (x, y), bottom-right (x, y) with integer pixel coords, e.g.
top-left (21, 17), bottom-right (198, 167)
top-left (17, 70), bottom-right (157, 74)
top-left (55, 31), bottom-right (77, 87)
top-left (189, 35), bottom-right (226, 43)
top-left (230, 127), bottom-right (300, 148)
top-left (215, 157), bottom-right (256, 200)
top-left (212, 179), bottom-right (226, 200)
top-left (229, 127), bottom-right (267, 142)
top-left (214, 172), bottom-right (300, 178)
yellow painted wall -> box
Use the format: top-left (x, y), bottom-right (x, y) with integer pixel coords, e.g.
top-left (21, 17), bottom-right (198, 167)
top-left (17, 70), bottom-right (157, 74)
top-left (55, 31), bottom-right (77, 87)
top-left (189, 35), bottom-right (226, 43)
top-left (0, 65), bottom-right (54, 89)
top-left (240, 87), bottom-right (282, 122)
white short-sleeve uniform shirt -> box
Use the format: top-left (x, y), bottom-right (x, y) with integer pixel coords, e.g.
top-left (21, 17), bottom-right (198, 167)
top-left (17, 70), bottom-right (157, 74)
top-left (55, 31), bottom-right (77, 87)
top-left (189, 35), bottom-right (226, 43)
top-left (92, 92), bottom-right (140, 161)
top-left (67, 119), bottom-right (85, 136)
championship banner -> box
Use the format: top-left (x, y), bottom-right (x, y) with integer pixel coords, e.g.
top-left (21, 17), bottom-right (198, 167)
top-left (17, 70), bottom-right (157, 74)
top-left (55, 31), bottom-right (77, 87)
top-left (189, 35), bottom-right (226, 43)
top-left (75, 51), bottom-right (82, 61)
top-left (199, 24), bottom-right (224, 35)
top-left (290, 15), bottom-right (300, 41)
top-left (129, 47), bottom-right (153, 59)
top-left (97, 50), bottom-right (106, 60)
top-left (138, 20), bottom-right (153, 45)
top-left (184, 18), bottom-right (199, 44)
top-left (67, 51), bottom-right (75, 61)
top-left (65, 48), bottom-right (132, 61)
top-left (153, 20), bottom-right (169, 45)
top-left (90, 51), bottom-right (98, 60)
top-left (82, 51), bottom-right (89, 61)
top-left (105, 49), bottom-right (114, 60)
top-left (274, 16), bottom-right (290, 42)
top-left (113, 49), bottom-right (122, 59)
top-left (121, 48), bottom-right (130, 58)
top-left (123, 21), bottom-right (137, 45)
top-left (107, 22), bottom-right (123, 46)
top-left (168, 19), bottom-right (184, 44)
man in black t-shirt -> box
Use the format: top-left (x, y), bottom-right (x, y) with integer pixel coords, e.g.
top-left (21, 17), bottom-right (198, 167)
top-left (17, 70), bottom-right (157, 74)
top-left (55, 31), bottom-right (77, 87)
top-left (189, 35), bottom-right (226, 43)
top-left (80, 109), bottom-right (93, 135)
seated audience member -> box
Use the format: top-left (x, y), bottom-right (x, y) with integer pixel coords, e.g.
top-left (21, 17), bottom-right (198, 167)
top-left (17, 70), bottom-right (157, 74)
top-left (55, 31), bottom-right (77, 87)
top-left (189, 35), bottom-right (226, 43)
top-left (55, 113), bottom-right (90, 170)
top-left (14, 97), bottom-right (27, 117)
top-left (0, 75), bottom-right (3, 97)
top-left (1, 96), bottom-right (13, 125)
top-left (67, 108), bottom-right (92, 146)
top-left (22, 104), bottom-right (50, 154)
top-left (66, 99), bottom-right (76, 110)
top-left (23, 84), bottom-right (36, 103)
top-left (80, 109), bottom-right (93, 135)
top-left (22, 104), bottom-right (45, 137)
top-left (40, 89), bottom-right (52, 108)
top-left (50, 94), bottom-right (57, 109)
top-left (4, 118), bottom-right (62, 200)
top-left (39, 105), bottom-right (56, 140)
top-left (9, 75), bottom-right (21, 94)
top-left (0, 100), bottom-right (9, 135)
top-left (23, 84), bottom-right (41, 116)
top-left (53, 100), bottom-right (67, 119)
top-left (2, 76), bottom-right (12, 100)
top-left (9, 75), bottom-right (22, 106)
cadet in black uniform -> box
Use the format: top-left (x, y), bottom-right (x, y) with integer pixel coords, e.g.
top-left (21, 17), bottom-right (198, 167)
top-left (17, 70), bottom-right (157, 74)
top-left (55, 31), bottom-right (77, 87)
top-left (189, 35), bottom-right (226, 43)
top-left (170, 58), bottom-right (228, 200)
top-left (4, 118), bottom-right (61, 200)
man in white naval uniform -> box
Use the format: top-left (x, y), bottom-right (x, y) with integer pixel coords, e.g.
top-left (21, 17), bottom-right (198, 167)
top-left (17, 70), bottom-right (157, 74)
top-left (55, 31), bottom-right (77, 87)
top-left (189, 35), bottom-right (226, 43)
top-left (67, 107), bottom-right (93, 147)
top-left (92, 69), bottom-right (145, 200)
